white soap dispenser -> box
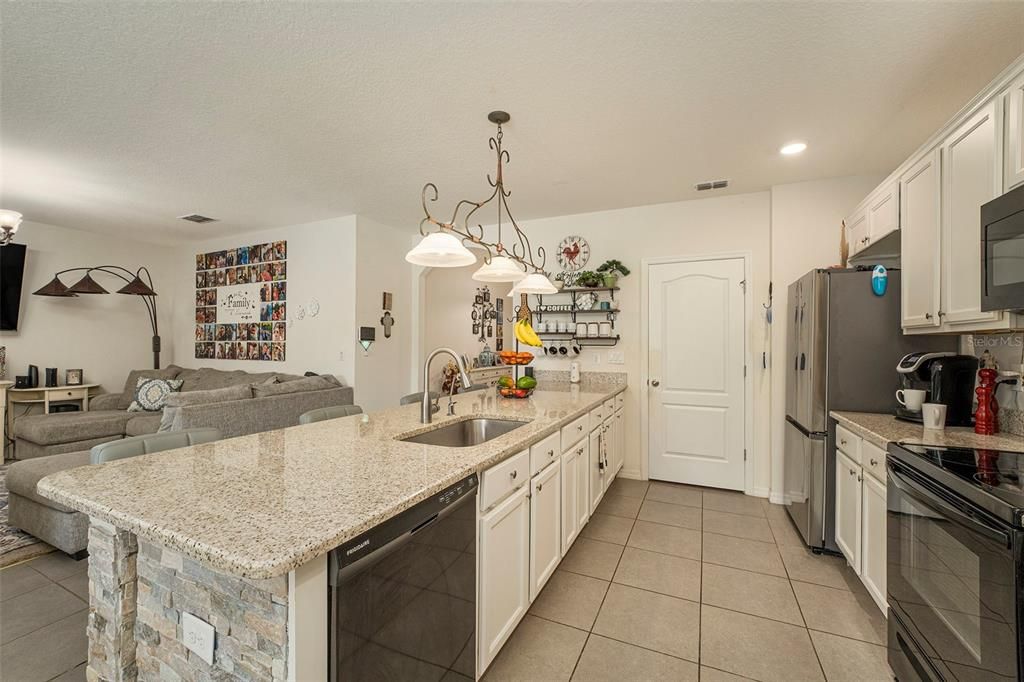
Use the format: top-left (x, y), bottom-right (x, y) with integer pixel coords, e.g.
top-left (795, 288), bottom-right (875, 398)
top-left (569, 360), bottom-right (581, 384)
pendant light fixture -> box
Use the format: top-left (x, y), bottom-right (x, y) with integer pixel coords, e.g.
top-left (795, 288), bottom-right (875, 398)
top-left (404, 230), bottom-right (476, 267)
top-left (0, 210), bottom-right (23, 245)
top-left (413, 111), bottom-right (555, 290)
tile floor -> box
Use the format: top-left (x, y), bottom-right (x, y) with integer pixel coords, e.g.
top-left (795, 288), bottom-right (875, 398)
top-left (483, 479), bottom-right (895, 682)
top-left (0, 551), bottom-right (88, 682)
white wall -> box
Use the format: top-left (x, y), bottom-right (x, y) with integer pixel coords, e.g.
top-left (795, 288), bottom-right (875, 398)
top-left (0, 220), bottom-right (174, 395)
top-left (768, 175), bottom-right (883, 500)
top-left (352, 216), bottom-right (414, 411)
top-left (170, 216), bottom-right (358, 383)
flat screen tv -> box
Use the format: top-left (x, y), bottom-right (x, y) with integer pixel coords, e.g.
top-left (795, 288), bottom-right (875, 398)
top-left (0, 243), bottom-right (27, 330)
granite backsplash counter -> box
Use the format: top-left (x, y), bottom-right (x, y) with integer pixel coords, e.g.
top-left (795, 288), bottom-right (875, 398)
top-left (38, 384), bottom-right (625, 579)
top-left (831, 411), bottom-right (1024, 452)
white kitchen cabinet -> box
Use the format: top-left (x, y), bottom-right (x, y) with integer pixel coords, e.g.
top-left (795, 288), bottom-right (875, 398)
top-left (867, 181), bottom-right (899, 244)
top-left (834, 449), bottom-right (862, 574)
top-left (900, 149), bottom-right (942, 330)
top-left (613, 409), bottom-right (624, 476)
top-left (601, 418), bottom-right (614, 494)
top-left (478, 484), bottom-right (530, 673)
top-left (529, 461), bottom-right (561, 602)
top-left (560, 447), bottom-right (579, 556)
top-left (575, 437), bottom-right (590, 535)
top-left (941, 101), bottom-right (1001, 327)
top-left (588, 428), bottom-right (605, 515)
top-left (846, 208), bottom-right (869, 256)
top-left (1005, 71), bottom-right (1024, 191)
top-left (861, 469), bottom-right (888, 614)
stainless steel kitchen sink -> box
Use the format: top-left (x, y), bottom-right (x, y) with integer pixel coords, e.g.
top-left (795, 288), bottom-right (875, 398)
top-left (398, 418), bottom-right (528, 447)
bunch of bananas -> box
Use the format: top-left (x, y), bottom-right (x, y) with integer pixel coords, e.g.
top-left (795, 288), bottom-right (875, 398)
top-left (514, 319), bottom-right (543, 347)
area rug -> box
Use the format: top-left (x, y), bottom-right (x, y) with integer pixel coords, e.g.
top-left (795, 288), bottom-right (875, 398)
top-left (0, 462), bottom-right (53, 567)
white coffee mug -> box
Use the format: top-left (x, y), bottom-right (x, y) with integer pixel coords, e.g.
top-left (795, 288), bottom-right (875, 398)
top-left (576, 323), bottom-right (588, 338)
top-left (896, 388), bottom-right (926, 412)
top-left (588, 322), bottom-right (600, 337)
top-left (921, 402), bottom-right (948, 430)
top-left (599, 321), bottom-right (612, 337)
top-left (557, 321), bottom-right (569, 333)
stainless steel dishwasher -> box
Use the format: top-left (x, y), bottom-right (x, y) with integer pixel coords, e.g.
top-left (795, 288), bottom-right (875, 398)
top-left (328, 474), bottom-right (478, 681)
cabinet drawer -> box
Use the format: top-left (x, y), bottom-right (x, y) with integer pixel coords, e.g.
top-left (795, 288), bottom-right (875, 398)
top-left (480, 449), bottom-right (530, 512)
top-left (836, 424), bottom-right (861, 462)
top-left (862, 441), bottom-right (886, 483)
top-left (530, 432), bottom-right (560, 476)
top-left (589, 407), bottom-right (604, 431)
top-left (603, 398), bottom-right (615, 414)
top-left (560, 414), bottom-right (589, 450)
top-left (615, 393), bottom-right (624, 411)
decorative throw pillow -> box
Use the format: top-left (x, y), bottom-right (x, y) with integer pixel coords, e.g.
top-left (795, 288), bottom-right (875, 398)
top-left (128, 377), bottom-right (184, 412)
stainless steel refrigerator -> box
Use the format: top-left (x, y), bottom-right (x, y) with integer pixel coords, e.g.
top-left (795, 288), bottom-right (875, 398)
top-left (783, 268), bottom-right (955, 552)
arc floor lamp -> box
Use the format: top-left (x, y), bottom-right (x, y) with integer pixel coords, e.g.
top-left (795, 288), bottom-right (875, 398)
top-left (33, 266), bottom-right (161, 369)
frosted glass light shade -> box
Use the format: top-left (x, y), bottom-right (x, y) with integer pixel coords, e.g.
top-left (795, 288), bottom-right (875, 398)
top-left (472, 256), bottom-right (525, 283)
top-left (0, 210), bottom-right (22, 231)
top-left (516, 272), bottom-right (558, 294)
top-left (405, 231), bottom-right (477, 267)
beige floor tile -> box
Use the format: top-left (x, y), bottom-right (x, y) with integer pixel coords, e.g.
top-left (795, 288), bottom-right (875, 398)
top-left (529, 570), bottom-right (609, 630)
top-left (25, 553), bottom-right (87, 582)
top-left (702, 532), bottom-right (786, 577)
top-left (700, 605), bottom-right (824, 682)
top-left (596, 494), bottom-right (642, 519)
top-left (59, 572), bottom-right (90, 601)
top-left (593, 583), bottom-right (700, 661)
top-left (559, 538), bottom-right (624, 581)
top-left (50, 664), bottom-right (87, 682)
top-left (571, 634), bottom-right (698, 681)
top-left (645, 482), bottom-right (702, 508)
top-left (792, 581), bottom-right (887, 645)
top-left (627, 521), bottom-right (702, 561)
top-left (482, 615), bottom-right (587, 682)
top-left (637, 500), bottom-right (701, 530)
top-left (612, 547), bottom-right (700, 601)
top-left (0, 609), bottom-right (88, 682)
top-left (702, 490), bottom-right (767, 518)
top-left (580, 513), bottom-right (634, 545)
top-left (779, 545), bottom-right (861, 590)
top-left (0, 563), bottom-right (49, 602)
top-left (768, 514), bottom-right (806, 547)
top-left (810, 630), bottom-right (895, 681)
top-left (703, 509), bottom-right (774, 542)
top-left (701, 563), bottom-right (804, 626)
top-left (699, 667), bottom-right (753, 681)
top-left (605, 478), bottom-right (649, 500)
top-left (0, 582), bottom-right (87, 644)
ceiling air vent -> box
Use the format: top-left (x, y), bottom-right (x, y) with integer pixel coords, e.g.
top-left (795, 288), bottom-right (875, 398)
top-left (178, 214), bottom-right (218, 224)
top-left (694, 179), bottom-right (729, 192)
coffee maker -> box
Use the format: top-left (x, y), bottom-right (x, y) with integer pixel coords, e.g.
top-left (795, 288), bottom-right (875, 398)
top-left (895, 352), bottom-right (978, 426)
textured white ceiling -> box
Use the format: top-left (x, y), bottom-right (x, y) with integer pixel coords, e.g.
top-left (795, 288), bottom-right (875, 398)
top-left (2, 2), bottom-right (1022, 244)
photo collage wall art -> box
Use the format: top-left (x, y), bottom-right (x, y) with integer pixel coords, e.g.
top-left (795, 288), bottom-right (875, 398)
top-left (194, 241), bottom-right (287, 361)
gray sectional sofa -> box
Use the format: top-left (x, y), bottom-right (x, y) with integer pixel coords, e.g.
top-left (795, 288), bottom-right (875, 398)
top-left (6, 365), bottom-right (355, 555)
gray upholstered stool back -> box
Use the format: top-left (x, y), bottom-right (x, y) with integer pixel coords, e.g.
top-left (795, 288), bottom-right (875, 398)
top-left (90, 428), bottom-right (222, 464)
top-left (298, 405), bottom-right (364, 425)
top-left (399, 391), bottom-right (438, 406)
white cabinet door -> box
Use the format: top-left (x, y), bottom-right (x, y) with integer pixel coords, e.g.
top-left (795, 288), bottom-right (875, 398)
top-left (478, 484), bottom-right (530, 673)
top-left (1005, 71), bottom-right (1024, 191)
top-left (900, 149), bottom-right (943, 329)
top-left (614, 410), bottom-right (624, 475)
top-left (941, 101), bottom-right (1002, 327)
top-left (560, 448), bottom-right (579, 557)
top-left (867, 181), bottom-right (899, 243)
top-left (576, 438), bottom-right (590, 533)
top-left (846, 209), bottom-right (869, 255)
top-left (834, 449), bottom-right (862, 574)
top-left (589, 429), bottom-right (604, 515)
top-left (861, 472), bottom-right (888, 615)
top-left (529, 461), bottom-right (561, 602)
top-left (602, 419), bottom-right (614, 493)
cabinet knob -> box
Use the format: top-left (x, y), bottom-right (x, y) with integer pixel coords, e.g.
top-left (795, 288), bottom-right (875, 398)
top-left (840, 439), bottom-right (847, 446)
top-left (870, 458), bottom-right (878, 466)
top-left (650, 380), bottom-right (660, 387)
top-left (547, 449), bottom-right (554, 457)
top-left (537, 483), bottom-right (543, 492)
top-left (510, 470), bottom-right (517, 480)
top-left (924, 313), bottom-right (933, 320)
top-left (849, 468), bottom-right (856, 476)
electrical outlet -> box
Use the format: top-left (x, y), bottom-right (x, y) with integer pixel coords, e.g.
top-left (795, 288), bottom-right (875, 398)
top-left (607, 351), bottom-right (625, 365)
top-left (182, 612), bottom-right (215, 665)
top-left (338, 351), bottom-right (345, 361)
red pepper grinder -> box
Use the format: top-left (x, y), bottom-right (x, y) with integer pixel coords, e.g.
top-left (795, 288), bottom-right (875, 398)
top-left (975, 368), bottom-right (997, 435)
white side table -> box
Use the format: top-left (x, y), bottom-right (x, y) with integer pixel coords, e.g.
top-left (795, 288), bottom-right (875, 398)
top-left (5, 383), bottom-right (102, 448)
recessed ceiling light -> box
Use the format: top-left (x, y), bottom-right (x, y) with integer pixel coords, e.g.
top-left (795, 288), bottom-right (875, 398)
top-left (780, 142), bottom-right (807, 156)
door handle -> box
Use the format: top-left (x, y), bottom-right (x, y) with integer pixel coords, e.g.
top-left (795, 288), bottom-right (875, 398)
top-left (650, 380), bottom-right (660, 387)
top-left (799, 353), bottom-right (806, 370)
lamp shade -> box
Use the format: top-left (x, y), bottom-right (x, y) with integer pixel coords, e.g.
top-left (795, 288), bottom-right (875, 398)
top-left (0, 210), bottom-right (22, 231)
top-left (67, 272), bottom-right (109, 294)
top-left (33, 276), bottom-right (78, 297)
top-left (117, 275), bottom-right (158, 296)
top-left (472, 255), bottom-right (526, 283)
top-left (405, 231), bottom-right (476, 267)
top-left (516, 272), bottom-right (558, 294)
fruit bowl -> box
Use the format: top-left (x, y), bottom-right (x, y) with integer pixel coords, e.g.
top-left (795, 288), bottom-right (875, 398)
top-left (499, 387), bottom-right (535, 399)
top-left (498, 351), bottom-right (534, 366)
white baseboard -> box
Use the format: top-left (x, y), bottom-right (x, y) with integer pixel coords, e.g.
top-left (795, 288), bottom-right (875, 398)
top-left (618, 468), bottom-right (643, 480)
top-left (747, 486), bottom-right (770, 499)
top-left (769, 491), bottom-right (786, 505)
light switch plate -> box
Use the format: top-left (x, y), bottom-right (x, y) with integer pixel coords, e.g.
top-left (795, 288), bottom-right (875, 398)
top-left (607, 351), bottom-right (625, 364)
top-left (182, 611), bottom-right (215, 665)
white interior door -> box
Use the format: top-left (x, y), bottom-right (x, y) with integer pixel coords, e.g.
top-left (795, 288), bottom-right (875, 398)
top-left (648, 257), bottom-right (746, 490)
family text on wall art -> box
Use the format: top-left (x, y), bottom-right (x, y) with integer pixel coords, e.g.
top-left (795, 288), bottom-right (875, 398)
top-left (194, 241), bottom-right (287, 361)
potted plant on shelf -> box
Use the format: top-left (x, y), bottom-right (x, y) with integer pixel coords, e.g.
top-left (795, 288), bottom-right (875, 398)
top-left (597, 260), bottom-right (630, 288)
top-left (576, 270), bottom-right (602, 288)
top-left (553, 272), bottom-right (566, 290)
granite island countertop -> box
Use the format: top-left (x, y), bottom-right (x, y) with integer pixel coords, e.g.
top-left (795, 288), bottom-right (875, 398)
top-left (38, 384), bottom-right (625, 579)
top-left (831, 411), bottom-right (1024, 451)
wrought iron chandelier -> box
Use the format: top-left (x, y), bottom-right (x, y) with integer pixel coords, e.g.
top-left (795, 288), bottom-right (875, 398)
top-left (406, 111), bottom-right (556, 294)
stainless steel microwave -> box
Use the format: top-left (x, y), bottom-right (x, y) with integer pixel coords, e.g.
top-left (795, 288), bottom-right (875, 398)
top-left (981, 182), bottom-right (1024, 311)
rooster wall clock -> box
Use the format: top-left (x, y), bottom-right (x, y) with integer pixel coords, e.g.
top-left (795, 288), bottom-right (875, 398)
top-left (557, 235), bottom-right (590, 271)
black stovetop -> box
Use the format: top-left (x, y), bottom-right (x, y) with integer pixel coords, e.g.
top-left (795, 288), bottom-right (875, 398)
top-left (891, 442), bottom-right (1024, 529)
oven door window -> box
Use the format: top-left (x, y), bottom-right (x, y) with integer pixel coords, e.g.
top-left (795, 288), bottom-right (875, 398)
top-left (887, 468), bottom-right (1017, 680)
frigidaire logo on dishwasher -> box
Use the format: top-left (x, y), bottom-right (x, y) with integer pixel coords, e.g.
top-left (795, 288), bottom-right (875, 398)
top-left (346, 539), bottom-right (370, 556)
